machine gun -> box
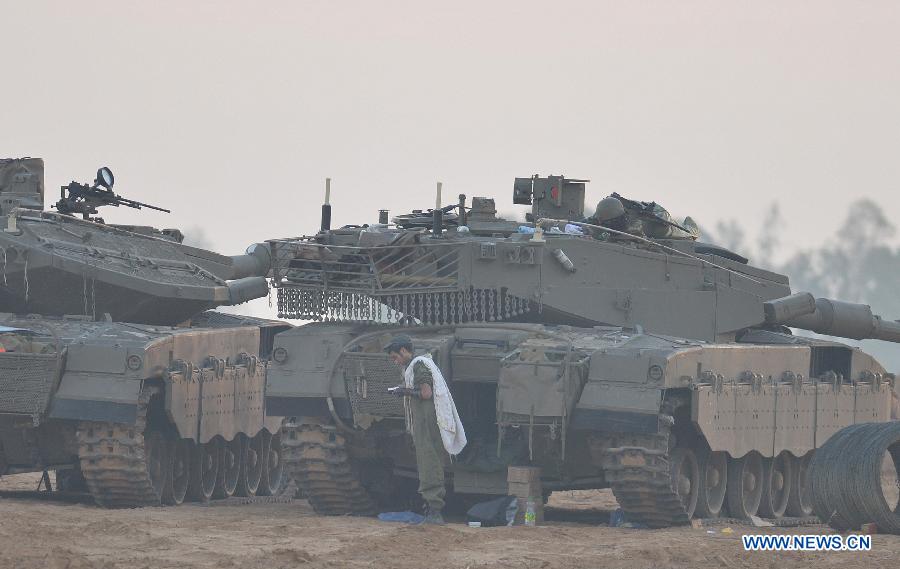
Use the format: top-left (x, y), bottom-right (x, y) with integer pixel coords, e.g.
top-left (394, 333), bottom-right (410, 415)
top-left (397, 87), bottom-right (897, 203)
top-left (391, 203), bottom-right (460, 229)
top-left (54, 166), bottom-right (170, 221)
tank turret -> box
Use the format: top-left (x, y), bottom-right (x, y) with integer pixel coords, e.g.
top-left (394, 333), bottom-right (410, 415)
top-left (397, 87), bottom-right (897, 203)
top-left (267, 175), bottom-right (897, 346)
top-left (0, 159), bottom-right (270, 325)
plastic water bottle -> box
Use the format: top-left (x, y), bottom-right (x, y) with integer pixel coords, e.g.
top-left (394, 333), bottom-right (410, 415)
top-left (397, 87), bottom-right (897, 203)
top-left (524, 498), bottom-right (537, 527)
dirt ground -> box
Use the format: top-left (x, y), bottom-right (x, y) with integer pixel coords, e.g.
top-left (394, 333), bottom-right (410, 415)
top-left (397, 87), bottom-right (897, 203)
top-left (0, 474), bottom-right (897, 569)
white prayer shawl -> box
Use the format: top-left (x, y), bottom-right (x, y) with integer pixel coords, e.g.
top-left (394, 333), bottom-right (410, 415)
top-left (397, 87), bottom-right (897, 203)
top-left (404, 355), bottom-right (467, 456)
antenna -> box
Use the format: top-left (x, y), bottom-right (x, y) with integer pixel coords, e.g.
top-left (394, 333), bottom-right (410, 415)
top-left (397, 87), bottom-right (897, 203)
top-left (432, 181), bottom-right (443, 236)
top-left (321, 178), bottom-right (332, 232)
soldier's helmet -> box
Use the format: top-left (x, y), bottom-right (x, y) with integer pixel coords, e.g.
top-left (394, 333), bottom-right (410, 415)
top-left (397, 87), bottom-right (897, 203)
top-left (594, 196), bottom-right (626, 222)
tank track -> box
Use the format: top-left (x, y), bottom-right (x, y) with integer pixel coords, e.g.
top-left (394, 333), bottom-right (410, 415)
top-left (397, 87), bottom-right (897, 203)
top-left (597, 415), bottom-right (692, 528)
top-left (203, 495), bottom-right (296, 507)
top-left (76, 386), bottom-right (161, 507)
top-left (282, 421), bottom-right (377, 515)
top-left (698, 516), bottom-right (822, 528)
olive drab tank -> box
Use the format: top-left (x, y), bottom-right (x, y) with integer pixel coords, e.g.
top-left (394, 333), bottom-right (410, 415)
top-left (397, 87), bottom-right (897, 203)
top-left (266, 175), bottom-right (897, 526)
top-left (0, 158), bottom-right (286, 507)
top-left (0, 158), bottom-right (271, 325)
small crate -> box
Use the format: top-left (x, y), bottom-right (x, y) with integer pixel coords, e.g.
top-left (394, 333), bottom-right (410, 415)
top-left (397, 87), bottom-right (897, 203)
top-left (507, 466), bottom-right (542, 484)
top-left (507, 480), bottom-right (543, 498)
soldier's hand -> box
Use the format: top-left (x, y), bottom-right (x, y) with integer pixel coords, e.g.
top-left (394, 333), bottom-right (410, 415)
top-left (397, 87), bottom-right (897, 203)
top-left (388, 385), bottom-right (420, 398)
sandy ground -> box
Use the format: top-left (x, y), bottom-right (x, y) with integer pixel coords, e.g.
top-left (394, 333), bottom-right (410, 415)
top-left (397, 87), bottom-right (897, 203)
top-left (0, 473), bottom-right (897, 569)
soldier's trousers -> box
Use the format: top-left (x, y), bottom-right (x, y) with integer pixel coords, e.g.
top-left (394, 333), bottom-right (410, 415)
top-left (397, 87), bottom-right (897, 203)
top-left (410, 398), bottom-right (446, 512)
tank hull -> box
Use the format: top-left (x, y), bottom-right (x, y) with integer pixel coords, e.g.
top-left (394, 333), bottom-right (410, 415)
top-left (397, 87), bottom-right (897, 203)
top-left (269, 322), bottom-right (894, 525)
top-left (0, 313), bottom-right (287, 506)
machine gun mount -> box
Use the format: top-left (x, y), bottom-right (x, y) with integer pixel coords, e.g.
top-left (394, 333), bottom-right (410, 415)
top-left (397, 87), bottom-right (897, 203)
top-left (54, 166), bottom-right (170, 221)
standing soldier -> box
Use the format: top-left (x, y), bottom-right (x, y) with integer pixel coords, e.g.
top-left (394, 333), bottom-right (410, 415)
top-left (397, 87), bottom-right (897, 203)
top-left (386, 335), bottom-right (466, 525)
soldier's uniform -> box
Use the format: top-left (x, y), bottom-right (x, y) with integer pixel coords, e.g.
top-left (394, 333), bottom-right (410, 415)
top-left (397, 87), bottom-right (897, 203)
top-left (587, 194), bottom-right (699, 241)
top-left (408, 360), bottom-right (447, 513)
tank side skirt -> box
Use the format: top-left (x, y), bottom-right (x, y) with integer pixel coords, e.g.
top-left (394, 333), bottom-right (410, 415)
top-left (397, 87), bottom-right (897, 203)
top-left (166, 360), bottom-right (270, 444)
top-left (691, 378), bottom-right (891, 457)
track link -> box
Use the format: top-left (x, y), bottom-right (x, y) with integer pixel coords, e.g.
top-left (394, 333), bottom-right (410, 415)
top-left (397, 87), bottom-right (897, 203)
top-left (76, 386), bottom-right (162, 507)
top-left (597, 418), bottom-right (692, 528)
top-left (699, 516), bottom-right (822, 528)
top-left (283, 422), bottom-right (377, 515)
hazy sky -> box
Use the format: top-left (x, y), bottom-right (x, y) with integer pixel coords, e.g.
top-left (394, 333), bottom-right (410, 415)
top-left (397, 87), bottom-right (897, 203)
top-left (3, 1), bottom-right (899, 264)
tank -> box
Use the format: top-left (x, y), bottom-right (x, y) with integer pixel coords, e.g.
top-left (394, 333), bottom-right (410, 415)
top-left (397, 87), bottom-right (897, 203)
top-left (265, 175), bottom-right (897, 526)
top-left (0, 158), bottom-right (271, 325)
top-left (0, 158), bottom-right (286, 506)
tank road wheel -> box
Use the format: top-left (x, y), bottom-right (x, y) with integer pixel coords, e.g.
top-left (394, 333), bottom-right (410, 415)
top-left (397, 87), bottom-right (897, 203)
top-left (258, 430), bottom-right (285, 496)
top-left (696, 451), bottom-right (728, 518)
top-left (759, 451), bottom-right (793, 519)
top-left (726, 451), bottom-right (764, 519)
top-left (786, 451), bottom-right (814, 517)
top-left (597, 397), bottom-right (696, 527)
top-left (215, 436), bottom-right (241, 499)
top-left (236, 433), bottom-right (262, 497)
top-left (162, 438), bottom-right (191, 506)
top-left (669, 448), bottom-right (699, 519)
top-left (188, 439), bottom-right (219, 502)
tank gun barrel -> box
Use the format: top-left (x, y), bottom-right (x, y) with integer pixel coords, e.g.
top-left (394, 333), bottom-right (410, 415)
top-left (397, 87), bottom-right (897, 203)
top-left (764, 292), bottom-right (900, 343)
top-left (229, 243), bottom-right (272, 280)
top-left (222, 243), bottom-right (272, 305)
top-left (225, 276), bottom-right (270, 305)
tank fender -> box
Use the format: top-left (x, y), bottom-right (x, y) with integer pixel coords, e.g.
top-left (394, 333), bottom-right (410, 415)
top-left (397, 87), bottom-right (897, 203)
top-left (571, 384), bottom-right (662, 434)
top-left (48, 373), bottom-right (141, 424)
top-left (265, 323), bottom-right (361, 416)
top-left (570, 346), bottom-right (670, 434)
